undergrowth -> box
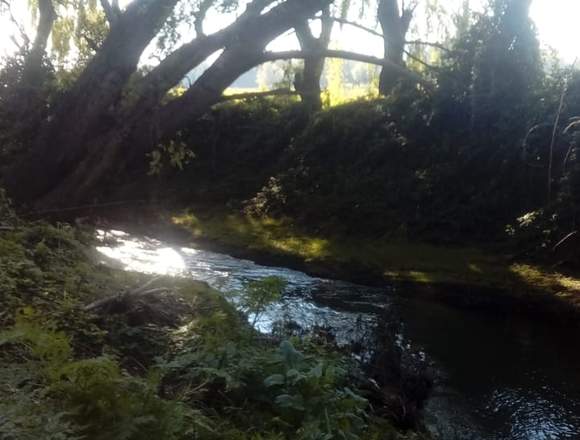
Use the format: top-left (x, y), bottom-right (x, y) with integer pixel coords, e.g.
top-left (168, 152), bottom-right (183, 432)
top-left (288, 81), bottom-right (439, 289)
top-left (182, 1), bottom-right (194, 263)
top-left (0, 192), bottom-right (421, 440)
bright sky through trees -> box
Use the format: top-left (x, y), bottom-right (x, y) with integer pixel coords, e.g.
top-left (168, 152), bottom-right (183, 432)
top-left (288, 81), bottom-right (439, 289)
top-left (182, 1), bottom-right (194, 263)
top-left (0, 1), bottom-right (579, 63)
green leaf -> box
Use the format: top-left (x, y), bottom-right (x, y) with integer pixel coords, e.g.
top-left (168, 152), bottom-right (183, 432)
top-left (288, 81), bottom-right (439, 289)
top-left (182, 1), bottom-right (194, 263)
top-left (275, 394), bottom-right (305, 411)
top-left (279, 340), bottom-right (304, 369)
top-left (310, 363), bottom-right (323, 378)
top-left (264, 374), bottom-right (285, 387)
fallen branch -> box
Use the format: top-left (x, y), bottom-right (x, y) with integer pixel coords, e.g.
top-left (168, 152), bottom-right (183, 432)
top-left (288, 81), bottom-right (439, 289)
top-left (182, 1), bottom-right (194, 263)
top-left (84, 277), bottom-right (190, 327)
top-left (84, 287), bottom-right (170, 313)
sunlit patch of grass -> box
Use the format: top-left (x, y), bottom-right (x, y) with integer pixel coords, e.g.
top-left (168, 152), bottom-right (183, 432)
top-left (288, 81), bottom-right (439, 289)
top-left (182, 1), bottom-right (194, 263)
top-left (172, 208), bottom-right (580, 311)
top-left (509, 263), bottom-right (580, 306)
top-left (172, 208), bottom-right (503, 285)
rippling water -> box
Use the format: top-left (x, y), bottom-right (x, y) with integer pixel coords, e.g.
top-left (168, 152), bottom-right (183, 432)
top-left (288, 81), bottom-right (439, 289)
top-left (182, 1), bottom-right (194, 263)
top-left (96, 230), bottom-right (580, 439)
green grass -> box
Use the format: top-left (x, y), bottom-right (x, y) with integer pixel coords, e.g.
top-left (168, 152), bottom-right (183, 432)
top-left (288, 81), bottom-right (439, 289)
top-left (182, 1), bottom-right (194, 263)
top-left (172, 208), bottom-right (580, 313)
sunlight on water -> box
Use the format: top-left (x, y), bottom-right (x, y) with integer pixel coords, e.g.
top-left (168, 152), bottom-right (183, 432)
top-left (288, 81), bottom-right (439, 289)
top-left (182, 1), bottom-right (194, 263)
top-left (95, 230), bottom-right (186, 276)
top-left (94, 230), bottom-right (383, 343)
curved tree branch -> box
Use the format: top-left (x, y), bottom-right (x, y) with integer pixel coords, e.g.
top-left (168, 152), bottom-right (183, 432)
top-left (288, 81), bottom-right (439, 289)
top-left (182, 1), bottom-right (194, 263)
top-left (220, 88), bottom-right (298, 101)
top-left (403, 49), bottom-right (442, 71)
top-left (130, 0), bottom-right (278, 113)
top-left (1, 0), bottom-right (30, 49)
top-left (153, 0), bottom-right (332, 139)
top-left (261, 49), bottom-right (432, 90)
top-left (329, 16), bottom-right (383, 38)
top-left (405, 39), bottom-right (454, 53)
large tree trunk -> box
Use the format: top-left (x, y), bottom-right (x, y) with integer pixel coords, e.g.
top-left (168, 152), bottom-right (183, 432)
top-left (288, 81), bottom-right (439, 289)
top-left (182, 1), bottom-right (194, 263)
top-left (294, 8), bottom-right (333, 112)
top-left (7, 0), bottom-right (56, 134)
top-left (22, 0), bottom-right (331, 207)
top-left (5, 0), bottom-right (180, 203)
top-left (21, 0), bottom-right (56, 90)
top-left (377, 0), bottom-right (413, 96)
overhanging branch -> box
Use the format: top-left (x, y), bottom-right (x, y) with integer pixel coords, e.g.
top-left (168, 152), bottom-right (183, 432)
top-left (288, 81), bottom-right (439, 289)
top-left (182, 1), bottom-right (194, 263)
top-left (329, 16), bottom-right (383, 38)
top-left (220, 88), bottom-right (297, 101)
top-left (261, 49), bottom-right (433, 90)
top-left (404, 49), bottom-right (442, 71)
top-left (405, 40), bottom-right (454, 53)
top-left (326, 16), bottom-right (453, 54)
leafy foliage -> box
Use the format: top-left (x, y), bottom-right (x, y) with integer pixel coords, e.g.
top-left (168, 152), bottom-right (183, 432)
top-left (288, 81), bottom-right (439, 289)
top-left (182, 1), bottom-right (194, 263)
top-left (148, 136), bottom-right (196, 176)
top-left (0, 201), bottom-right (407, 440)
top-left (233, 276), bottom-right (286, 327)
top-left (0, 313), bottom-right (196, 440)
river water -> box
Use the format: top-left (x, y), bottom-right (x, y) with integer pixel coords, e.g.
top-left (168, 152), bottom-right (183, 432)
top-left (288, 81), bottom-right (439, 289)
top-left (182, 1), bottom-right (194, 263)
top-left (96, 230), bottom-right (580, 439)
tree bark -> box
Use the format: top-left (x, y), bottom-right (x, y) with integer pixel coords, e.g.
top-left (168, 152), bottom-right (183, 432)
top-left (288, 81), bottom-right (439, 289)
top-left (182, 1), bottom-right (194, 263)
top-left (5, 0), bottom-right (179, 203)
top-left (127, 0), bottom-right (276, 117)
top-left (294, 8), bottom-right (333, 112)
top-left (155, 0), bottom-right (332, 139)
top-left (377, 0), bottom-right (414, 95)
top-left (21, 0), bottom-right (56, 89)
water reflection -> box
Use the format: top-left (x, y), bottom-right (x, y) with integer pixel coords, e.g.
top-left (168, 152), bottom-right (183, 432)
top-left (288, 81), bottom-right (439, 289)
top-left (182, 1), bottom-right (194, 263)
top-left (95, 230), bottom-right (580, 440)
top-left (96, 230), bottom-right (187, 275)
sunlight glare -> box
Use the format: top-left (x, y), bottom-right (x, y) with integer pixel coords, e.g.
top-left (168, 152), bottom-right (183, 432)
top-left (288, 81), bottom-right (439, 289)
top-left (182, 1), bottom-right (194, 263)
top-left (96, 230), bottom-right (187, 276)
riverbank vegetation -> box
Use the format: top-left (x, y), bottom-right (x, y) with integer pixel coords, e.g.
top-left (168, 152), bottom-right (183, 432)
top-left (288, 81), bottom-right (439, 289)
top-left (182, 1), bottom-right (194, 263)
top-left (169, 207), bottom-right (580, 318)
top-left (2, 0), bottom-right (580, 437)
top-left (0, 193), bottom-right (428, 439)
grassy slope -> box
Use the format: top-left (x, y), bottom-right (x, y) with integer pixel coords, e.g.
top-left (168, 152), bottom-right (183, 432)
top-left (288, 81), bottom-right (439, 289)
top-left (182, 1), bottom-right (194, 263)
top-left (171, 207), bottom-right (580, 316)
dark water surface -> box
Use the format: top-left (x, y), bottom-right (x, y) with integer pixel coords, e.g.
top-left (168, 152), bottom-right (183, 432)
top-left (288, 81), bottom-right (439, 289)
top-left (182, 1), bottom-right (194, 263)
top-left (96, 231), bottom-right (580, 439)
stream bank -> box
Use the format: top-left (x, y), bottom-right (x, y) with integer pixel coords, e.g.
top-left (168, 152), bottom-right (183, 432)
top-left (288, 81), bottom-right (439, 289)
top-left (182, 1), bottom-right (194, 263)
top-left (93, 225), bottom-right (580, 440)
top-left (0, 212), bottom-right (423, 439)
top-left (103, 205), bottom-right (580, 325)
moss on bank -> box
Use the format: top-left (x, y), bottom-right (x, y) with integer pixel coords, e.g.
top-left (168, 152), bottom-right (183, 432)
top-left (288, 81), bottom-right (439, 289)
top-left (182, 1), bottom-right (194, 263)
top-left (171, 207), bottom-right (580, 318)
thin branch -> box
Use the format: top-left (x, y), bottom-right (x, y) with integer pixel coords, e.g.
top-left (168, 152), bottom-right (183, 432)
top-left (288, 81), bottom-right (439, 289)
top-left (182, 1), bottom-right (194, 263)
top-left (548, 58), bottom-right (577, 203)
top-left (81, 32), bottom-right (100, 52)
top-left (563, 118), bottom-right (580, 172)
top-left (405, 39), bottom-right (453, 53)
top-left (2, 0), bottom-right (30, 49)
top-left (220, 88), bottom-right (297, 101)
top-left (329, 16), bottom-right (383, 38)
top-left (404, 49), bottom-right (441, 71)
top-left (261, 49), bottom-right (432, 90)
top-left (326, 17), bottom-right (453, 53)
top-left (193, 0), bottom-right (213, 36)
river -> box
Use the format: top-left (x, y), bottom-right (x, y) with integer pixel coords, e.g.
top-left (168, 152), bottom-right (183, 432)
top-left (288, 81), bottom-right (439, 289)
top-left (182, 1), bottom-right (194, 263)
top-left (96, 230), bottom-right (580, 440)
